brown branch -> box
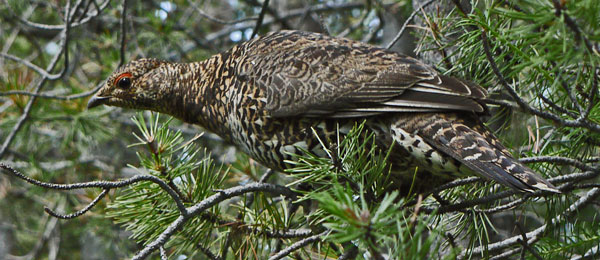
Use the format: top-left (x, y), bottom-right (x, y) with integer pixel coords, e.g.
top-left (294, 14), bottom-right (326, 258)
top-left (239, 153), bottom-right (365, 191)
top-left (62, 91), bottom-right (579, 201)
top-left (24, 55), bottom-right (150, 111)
top-left (0, 52), bottom-right (62, 80)
top-left (250, 0), bottom-right (270, 39)
top-left (119, 0), bottom-right (128, 66)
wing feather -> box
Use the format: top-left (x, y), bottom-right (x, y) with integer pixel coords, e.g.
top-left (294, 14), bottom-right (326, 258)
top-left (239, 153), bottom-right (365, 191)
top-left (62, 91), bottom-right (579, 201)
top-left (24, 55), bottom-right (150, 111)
top-left (244, 31), bottom-right (488, 118)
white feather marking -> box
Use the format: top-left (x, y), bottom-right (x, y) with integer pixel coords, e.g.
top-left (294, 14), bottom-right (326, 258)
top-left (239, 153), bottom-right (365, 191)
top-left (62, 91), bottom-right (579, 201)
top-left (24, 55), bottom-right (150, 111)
top-left (264, 139), bottom-right (279, 146)
top-left (458, 81), bottom-right (472, 95)
top-left (391, 126), bottom-right (460, 173)
top-left (433, 127), bottom-right (446, 140)
top-left (411, 85), bottom-right (462, 96)
top-left (463, 142), bottom-right (478, 150)
top-left (463, 153), bottom-right (482, 161)
top-left (383, 100), bottom-right (473, 111)
top-left (506, 164), bottom-right (517, 171)
top-left (346, 107), bottom-right (440, 112)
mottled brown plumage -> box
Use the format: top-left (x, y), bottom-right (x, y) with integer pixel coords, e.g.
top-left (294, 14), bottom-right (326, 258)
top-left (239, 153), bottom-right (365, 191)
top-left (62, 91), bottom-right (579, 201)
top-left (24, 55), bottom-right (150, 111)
top-left (88, 30), bottom-right (559, 193)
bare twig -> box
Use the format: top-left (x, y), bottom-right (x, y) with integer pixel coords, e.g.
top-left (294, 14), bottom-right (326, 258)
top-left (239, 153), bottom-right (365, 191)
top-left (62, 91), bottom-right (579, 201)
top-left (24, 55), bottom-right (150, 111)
top-left (119, 0), bottom-right (128, 66)
top-left (0, 163), bottom-right (187, 215)
top-left (159, 246), bottom-right (167, 260)
top-left (516, 223), bottom-right (544, 260)
top-left (4, 0), bottom-right (110, 32)
top-left (203, 2), bottom-right (365, 44)
top-left (551, 0), bottom-right (594, 53)
top-left (44, 189), bottom-right (109, 219)
top-left (251, 0), bottom-right (270, 39)
top-left (187, 0), bottom-right (257, 25)
top-left (268, 231), bottom-right (328, 260)
top-left (538, 94), bottom-right (578, 118)
top-left (0, 52), bottom-right (62, 80)
top-left (198, 243), bottom-right (222, 260)
top-left (422, 168), bottom-right (600, 214)
top-left (519, 156), bottom-right (593, 171)
top-left (386, 0), bottom-right (436, 49)
top-left (0, 39), bottom-right (63, 159)
top-left (0, 0), bottom-right (88, 159)
top-left (2, 162), bottom-right (299, 259)
top-left (0, 80), bottom-right (104, 100)
top-left (483, 98), bottom-right (520, 110)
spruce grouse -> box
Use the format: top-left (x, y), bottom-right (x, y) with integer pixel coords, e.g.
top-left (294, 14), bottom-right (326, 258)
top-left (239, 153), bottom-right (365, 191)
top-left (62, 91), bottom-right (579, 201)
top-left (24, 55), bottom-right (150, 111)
top-left (87, 30), bottom-right (559, 193)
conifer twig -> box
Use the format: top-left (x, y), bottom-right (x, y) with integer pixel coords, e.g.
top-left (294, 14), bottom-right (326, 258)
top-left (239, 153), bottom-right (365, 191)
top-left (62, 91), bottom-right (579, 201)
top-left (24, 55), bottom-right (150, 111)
top-left (481, 30), bottom-right (600, 133)
top-left (0, 163), bottom-right (188, 215)
top-left (458, 188), bottom-right (600, 259)
top-left (133, 183), bottom-right (298, 260)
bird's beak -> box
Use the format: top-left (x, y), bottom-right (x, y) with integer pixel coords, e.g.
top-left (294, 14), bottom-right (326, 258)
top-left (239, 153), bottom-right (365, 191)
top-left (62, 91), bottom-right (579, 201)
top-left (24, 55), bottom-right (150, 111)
top-left (87, 95), bottom-right (110, 109)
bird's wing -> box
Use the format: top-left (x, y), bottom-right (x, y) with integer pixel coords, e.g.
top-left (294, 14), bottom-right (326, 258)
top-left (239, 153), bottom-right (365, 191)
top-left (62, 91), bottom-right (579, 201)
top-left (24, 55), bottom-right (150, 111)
top-left (416, 114), bottom-right (560, 193)
top-left (243, 31), bottom-right (487, 118)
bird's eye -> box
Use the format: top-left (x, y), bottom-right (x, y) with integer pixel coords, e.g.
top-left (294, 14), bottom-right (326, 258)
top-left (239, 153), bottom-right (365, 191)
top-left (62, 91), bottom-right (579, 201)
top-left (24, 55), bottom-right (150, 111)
top-left (114, 73), bottom-right (132, 89)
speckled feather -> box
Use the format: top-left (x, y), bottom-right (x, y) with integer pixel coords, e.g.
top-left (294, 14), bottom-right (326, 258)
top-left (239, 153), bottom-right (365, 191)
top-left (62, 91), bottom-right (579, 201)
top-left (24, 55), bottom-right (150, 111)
top-left (88, 30), bottom-right (559, 194)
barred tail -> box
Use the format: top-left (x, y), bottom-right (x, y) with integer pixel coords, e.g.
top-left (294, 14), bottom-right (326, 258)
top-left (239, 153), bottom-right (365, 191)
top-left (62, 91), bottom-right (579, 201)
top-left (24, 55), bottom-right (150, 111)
top-left (413, 114), bottom-right (560, 193)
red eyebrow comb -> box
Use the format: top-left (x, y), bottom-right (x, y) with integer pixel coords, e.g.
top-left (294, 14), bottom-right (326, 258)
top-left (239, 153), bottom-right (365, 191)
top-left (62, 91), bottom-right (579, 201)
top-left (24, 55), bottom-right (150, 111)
top-left (113, 73), bottom-right (132, 86)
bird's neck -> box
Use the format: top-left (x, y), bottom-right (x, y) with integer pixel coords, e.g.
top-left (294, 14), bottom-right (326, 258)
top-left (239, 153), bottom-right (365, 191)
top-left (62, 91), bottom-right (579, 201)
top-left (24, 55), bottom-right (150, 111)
top-left (160, 56), bottom-right (232, 137)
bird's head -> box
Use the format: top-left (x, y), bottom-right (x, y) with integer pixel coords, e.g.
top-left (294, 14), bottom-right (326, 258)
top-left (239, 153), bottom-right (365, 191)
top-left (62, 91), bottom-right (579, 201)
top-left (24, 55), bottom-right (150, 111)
top-left (87, 58), bottom-right (173, 111)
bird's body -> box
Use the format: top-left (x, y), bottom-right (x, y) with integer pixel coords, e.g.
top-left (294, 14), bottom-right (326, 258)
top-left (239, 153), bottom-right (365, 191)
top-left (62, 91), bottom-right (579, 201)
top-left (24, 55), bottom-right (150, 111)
top-left (88, 30), bottom-right (558, 193)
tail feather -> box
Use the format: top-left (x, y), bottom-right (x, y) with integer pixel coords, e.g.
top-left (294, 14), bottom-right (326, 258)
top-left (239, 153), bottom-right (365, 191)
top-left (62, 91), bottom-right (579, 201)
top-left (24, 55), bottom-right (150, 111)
top-left (415, 114), bottom-right (560, 193)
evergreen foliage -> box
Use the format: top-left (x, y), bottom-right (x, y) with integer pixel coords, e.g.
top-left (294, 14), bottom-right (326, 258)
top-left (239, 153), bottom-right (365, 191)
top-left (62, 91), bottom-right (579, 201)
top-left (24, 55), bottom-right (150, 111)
top-left (0, 0), bottom-right (598, 259)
